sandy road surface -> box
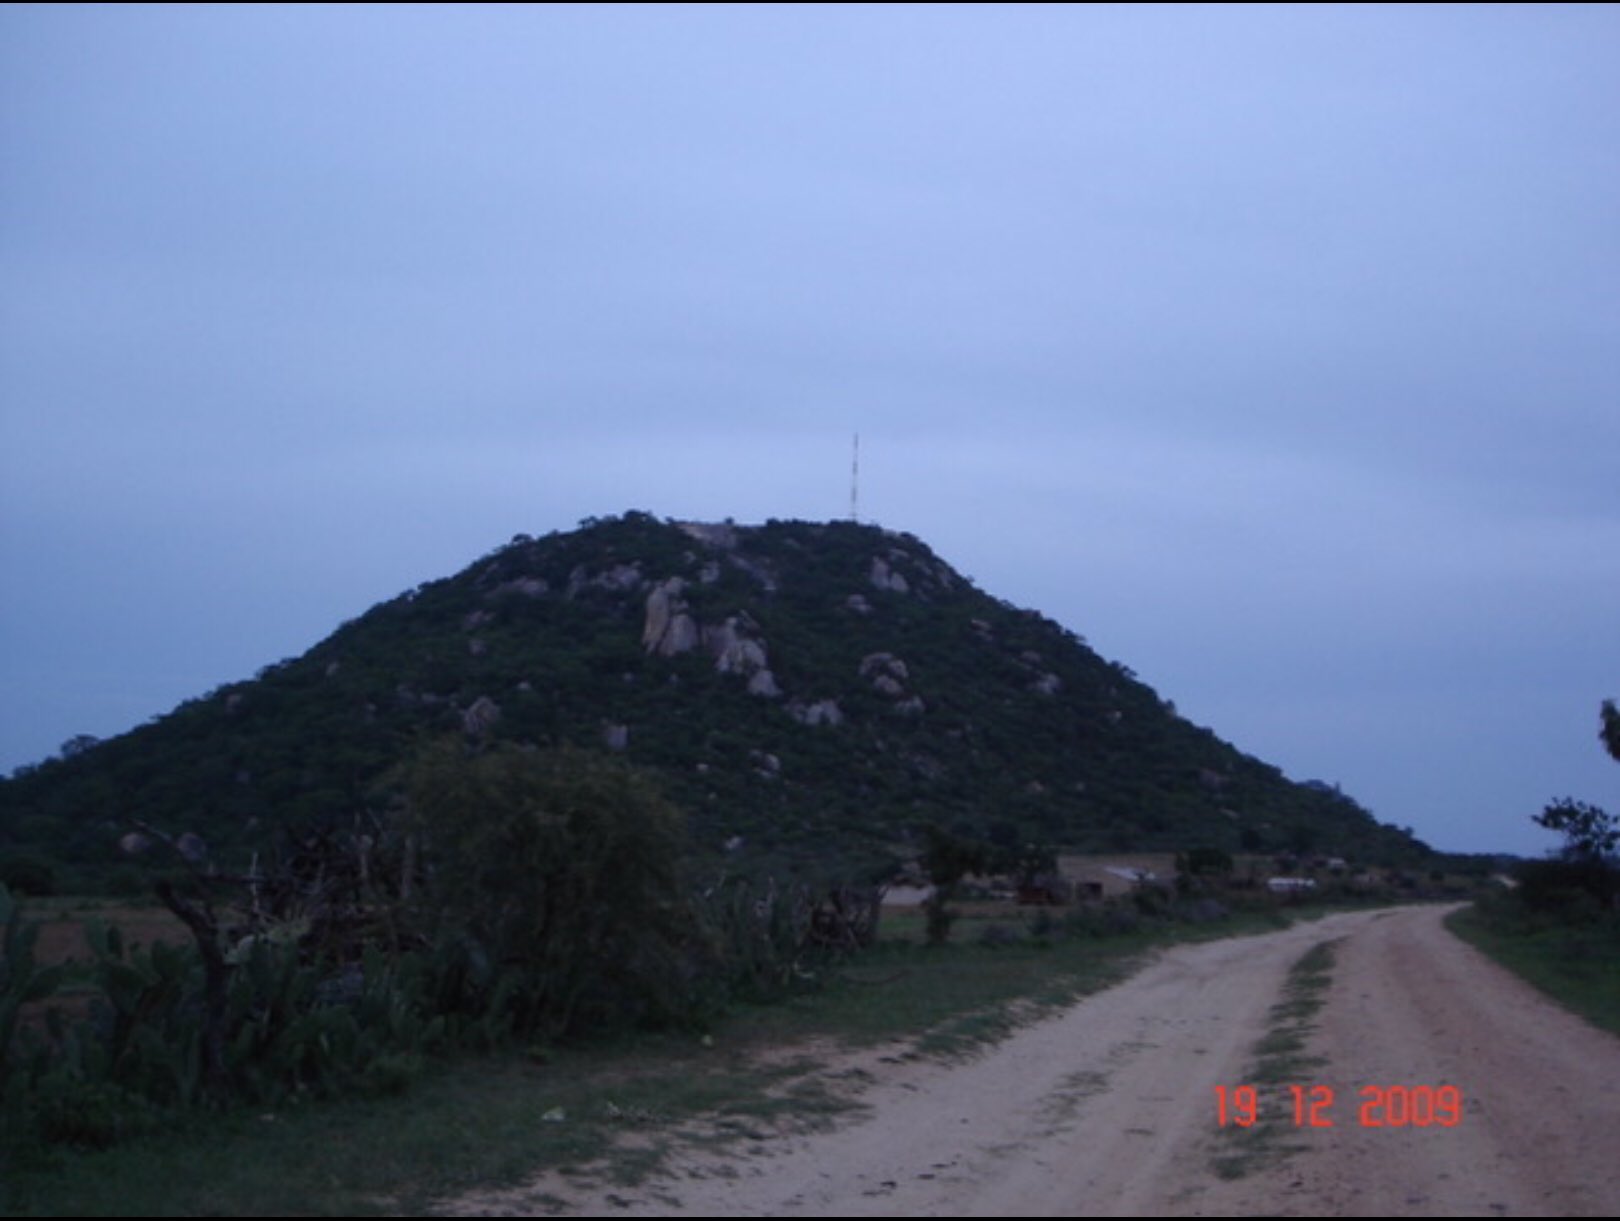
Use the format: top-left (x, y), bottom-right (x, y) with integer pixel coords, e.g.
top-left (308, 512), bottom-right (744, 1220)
top-left (446, 906), bottom-right (1620, 1217)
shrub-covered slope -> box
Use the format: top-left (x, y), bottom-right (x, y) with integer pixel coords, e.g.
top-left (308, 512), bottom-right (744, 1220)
top-left (0, 512), bottom-right (1425, 888)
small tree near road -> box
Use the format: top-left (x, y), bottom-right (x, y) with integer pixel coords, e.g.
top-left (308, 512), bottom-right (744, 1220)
top-left (403, 739), bottom-right (701, 1037)
top-left (1535, 798), bottom-right (1618, 864)
top-left (1534, 699), bottom-right (1619, 864)
top-left (1523, 700), bottom-right (1619, 913)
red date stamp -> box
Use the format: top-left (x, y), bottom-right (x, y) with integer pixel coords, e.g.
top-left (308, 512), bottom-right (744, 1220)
top-left (1215, 1084), bottom-right (1463, 1128)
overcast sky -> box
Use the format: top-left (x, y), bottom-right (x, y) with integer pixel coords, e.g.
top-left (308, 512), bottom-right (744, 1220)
top-left (3, 5), bottom-right (1615, 855)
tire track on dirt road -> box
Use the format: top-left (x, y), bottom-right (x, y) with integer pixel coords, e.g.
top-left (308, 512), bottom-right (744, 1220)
top-left (443, 905), bottom-right (1620, 1217)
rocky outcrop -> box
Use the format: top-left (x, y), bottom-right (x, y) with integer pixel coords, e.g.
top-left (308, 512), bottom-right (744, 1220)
top-left (860, 652), bottom-right (921, 711)
top-left (791, 698), bottom-right (844, 727)
top-left (567, 562), bottom-right (644, 599)
top-left (644, 582), bottom-right (778, 695)
top-left (869, 556), bottom-right (910, 594)
top-left (705, 615), bottom-right (768, 676)
top-left (462, 695), bottom-right (501, 736)
top-left (643, 578), bottom-right (700, 656)
top-left (860, 652), bottom-right (909, 682)
top-left (727, 553), bottom-right (778, 592)
top-left (677, 520), bottom-right (738, 550)
top-left (747, 669), bottom-right (782, 698)
top-left (705, 615), bottom-right (779, 696)
top-left (489, 576), bottom-right (549, 599)
top-left (872, 674), bottom-right (905, 697)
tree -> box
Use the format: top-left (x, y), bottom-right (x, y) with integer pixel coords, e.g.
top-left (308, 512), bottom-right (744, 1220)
top-left (1532, 700), bottom-right (1620, 863)
top-left (1523, 701), bottom-right (1620, 913)
top-left (1534, 798), bottom-right (1618, 863)
top-left (918, 824), bottom-right (990, 946)
top-left (402, 740), bottom-right (702, 1037)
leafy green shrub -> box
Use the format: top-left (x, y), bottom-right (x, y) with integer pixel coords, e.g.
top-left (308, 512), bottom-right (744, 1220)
top-left (696, 875), bottom-right (810, 1005)
top-left (29, 1074), bottom-right (156, 1149)
top-left (1025, 908), bottom-right (1057, 942)
top-left (0, 856), bottom-right (55, 897)
top-left (1517, 857), bottom-right (1620, 917)
top-left (978, 923), bottom-right (1022, 948)
top-left (403, 741), bottom-right (705, 1038)
top-left (1130, 884), bottom-right (1172, 918)
top-left (1, 884), bottom-right (65, 1095)
top-left (1175, 898), bottom-right (1230, 924)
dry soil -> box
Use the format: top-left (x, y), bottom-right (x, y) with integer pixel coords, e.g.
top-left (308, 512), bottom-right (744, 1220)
top-left (443, 904), bottom-right (1620, 1217)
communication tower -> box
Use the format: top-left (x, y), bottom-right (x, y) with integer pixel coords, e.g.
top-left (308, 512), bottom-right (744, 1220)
top-left (849, 433), bottom-right (860, 523)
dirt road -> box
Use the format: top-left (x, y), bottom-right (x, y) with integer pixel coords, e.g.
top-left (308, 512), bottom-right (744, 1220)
top-left (448, 906), bottom-right (1620, 1216)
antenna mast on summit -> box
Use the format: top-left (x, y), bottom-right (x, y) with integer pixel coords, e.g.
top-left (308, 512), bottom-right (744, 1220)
top-left (849, 432), bottom-right (860, 523)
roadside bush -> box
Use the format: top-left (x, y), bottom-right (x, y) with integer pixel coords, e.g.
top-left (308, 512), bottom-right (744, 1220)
top-left (1517, 857), bottom-right (1620, 916)
top-left (403, 741), bottom-right (705, 1038)
top-left (28, 1074), bottom-right (156, 1150)
top-left (1175, 898), bottom-right (1229, 924)
top-left (1130, 884), bottom-right (1172, 918)
top-left (0, 855), bottom-right (55, 897)
top-left (696, 875), bottom-right (815, 1005)
top-left (978, 923), bottom-right (1022, 948)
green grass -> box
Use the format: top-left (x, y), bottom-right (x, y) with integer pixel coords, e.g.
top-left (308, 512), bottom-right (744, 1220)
top-left (1, 901), bottom-right (1360, 1217)
top-left (1, 1036), bottom-right (856, 1216)
top-left (1210, 938), bottom-right (1339, 1181)
top-left (1445, 900), bottom-right (1620, 1037)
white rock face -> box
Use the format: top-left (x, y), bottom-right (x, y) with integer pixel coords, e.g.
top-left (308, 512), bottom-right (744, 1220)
top-left (792, 698), bottom-right (844, 727)
top-left (644, 580), bottom-right (777, 695)
top-left (727, 553), bottom-right (778, 592)
top-left (869, 556), bottom-right (910, 594)
top-left (676, 520), bottom-right (738, 550)
top-left (462, 696), bottom-right (501, 736)
top-left (568, 562), bottom-right (644, 598)
top-left (706, 616), bottom-right (771, 680)
top-left (860, 652), bottom-right (909, 681)
top-left (747, 669), bottom-right (782, 698)
top-left (643, 578), bottom-right (699, 656)
top-left (492, 576), bottom-right (549, 598)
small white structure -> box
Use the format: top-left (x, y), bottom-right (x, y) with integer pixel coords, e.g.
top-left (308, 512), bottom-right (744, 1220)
top-left (1267, 876), bottom-right (1317, 894)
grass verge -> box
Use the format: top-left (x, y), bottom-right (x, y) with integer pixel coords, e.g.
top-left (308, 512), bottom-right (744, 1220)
top-left (1210, 937), bottom-right (1339, 1182)
top-left (3, 901), bottom-right (1343, 1216)
top-left (1444, 901), bottom-right (1620, 1038)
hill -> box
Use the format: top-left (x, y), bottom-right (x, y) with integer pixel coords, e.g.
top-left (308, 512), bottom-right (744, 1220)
top-left (0, 512), bottom-right (1426, 890)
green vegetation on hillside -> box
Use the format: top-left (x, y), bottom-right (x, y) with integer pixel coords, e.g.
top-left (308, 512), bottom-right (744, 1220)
top-left (0, 512), bottom-right (1427, 895)
top-left (0, 512), bottom-right (1443, 1194)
